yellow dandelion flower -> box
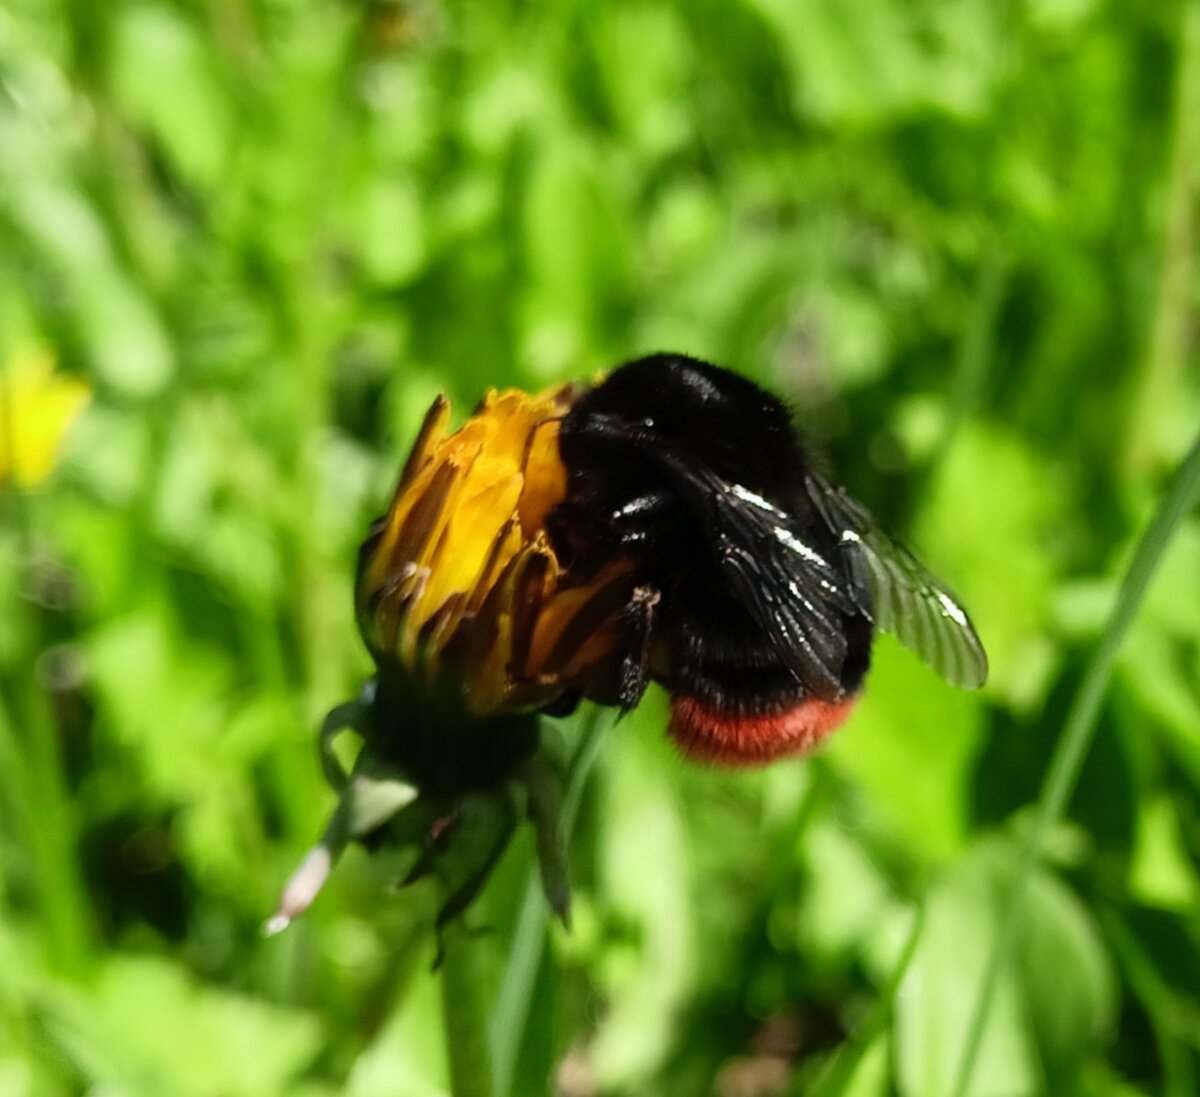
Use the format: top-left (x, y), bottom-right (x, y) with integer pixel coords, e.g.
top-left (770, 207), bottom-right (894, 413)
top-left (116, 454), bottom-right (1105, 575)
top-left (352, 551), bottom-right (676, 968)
top-left (356, 384), bottom-right (636, 720)
top-left (0, 347), bottom-right (91, 489)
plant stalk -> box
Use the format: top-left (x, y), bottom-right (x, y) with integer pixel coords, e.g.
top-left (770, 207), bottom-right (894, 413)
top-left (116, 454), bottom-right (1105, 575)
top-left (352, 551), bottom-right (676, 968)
top-left (490, 707), bottom-right (608, 1097)
top-left (441, 917), bottom-right (496, 1097)
top-left (1125, 0), bottom-right (1200, 471)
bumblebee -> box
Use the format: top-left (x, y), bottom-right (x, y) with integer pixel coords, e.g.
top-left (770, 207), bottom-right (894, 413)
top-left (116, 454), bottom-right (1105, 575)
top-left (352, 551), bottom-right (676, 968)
top-left (357, 352), bottom-right (986, 775)
top-left (546, 353), bottom-right (986, 764)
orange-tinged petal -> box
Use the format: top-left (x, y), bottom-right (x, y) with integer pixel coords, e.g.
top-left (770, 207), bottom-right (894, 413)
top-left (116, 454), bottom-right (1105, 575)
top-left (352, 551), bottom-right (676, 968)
top-left (518, 419), bottom-right (567, 535)
top-left (526, 563), bottom-right (634, 677)
top-left (392, 394), bottom-right (451, 499)
top-left (361, 455), bottom-right (460, 599)
top-left (357, 382), bottom-right (633, 717)
top-left (464, 542), bottom-right (554, 714)
top-left (411, 468), bottom-right (522, 628)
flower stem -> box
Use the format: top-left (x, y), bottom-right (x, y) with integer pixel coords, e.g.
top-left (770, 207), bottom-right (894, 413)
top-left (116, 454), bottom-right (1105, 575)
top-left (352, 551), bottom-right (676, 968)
top-left (440, 917), bottom-right (496, 1097)
top-left (491, 707), bottom-right (608, 1096)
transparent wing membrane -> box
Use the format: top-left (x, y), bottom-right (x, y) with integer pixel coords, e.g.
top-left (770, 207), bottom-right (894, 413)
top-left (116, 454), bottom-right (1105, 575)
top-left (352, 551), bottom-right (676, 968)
top-left (809, 475), bottom-right (989, 690)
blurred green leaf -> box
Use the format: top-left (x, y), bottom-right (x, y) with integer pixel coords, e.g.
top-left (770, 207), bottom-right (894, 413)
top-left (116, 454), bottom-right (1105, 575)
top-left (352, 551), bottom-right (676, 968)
top-left (41, 954), bottom-right (319, 1097)
top-left (8, 185), bottom-right (173, 396)
top-left (352, 178), bottom-right (428, 287)
top-left (112, 5), bottom-right (233, 192)
top-left (742, 0), bottom-right (999, 124)
top-left (1129, 797), bottom-right (1200, 910)
top-left (344, 967), bottom-right (448, 1097)
top-left (896, 846), bottom-right (1037, 1097)
top-left (520, 139), bottom-right (631, 377)
top-left (1020, 870), bottom-right (1116, 1085)
top-left (913, 422), bottom-right (1064, 709)
top-left (592, 5), bottom-right (693, 157)
top-left (797, 818), bottom-right (894, 963)
top-left (829, 641), bottom-right (984, 861)
top-left (897, 843), bottom-right (1113, 1097)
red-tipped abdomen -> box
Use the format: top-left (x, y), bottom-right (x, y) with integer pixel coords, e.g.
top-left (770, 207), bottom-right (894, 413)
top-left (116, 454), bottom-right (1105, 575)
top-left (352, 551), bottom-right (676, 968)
top-left (668, 693), bottom-right (859, 767)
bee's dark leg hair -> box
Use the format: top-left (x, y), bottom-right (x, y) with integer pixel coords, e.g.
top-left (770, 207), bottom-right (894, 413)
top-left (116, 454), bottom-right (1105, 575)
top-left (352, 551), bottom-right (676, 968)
top-left (617, 585), bottom-right (660, 710)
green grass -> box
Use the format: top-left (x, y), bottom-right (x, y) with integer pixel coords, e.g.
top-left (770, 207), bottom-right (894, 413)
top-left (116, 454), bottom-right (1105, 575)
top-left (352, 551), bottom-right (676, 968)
top-left (2, 2), bottom-right (1200, 1095)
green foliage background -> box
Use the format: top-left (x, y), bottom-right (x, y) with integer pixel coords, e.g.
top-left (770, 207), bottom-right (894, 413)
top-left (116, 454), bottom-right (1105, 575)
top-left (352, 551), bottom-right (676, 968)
top-left (2, 0), bottom-right (1200, 1094)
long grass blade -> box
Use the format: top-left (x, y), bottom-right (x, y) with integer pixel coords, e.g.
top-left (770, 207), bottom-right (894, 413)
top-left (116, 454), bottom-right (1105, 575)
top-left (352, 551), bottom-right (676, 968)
top-left (950, 428), bottom-right (1200, 1097)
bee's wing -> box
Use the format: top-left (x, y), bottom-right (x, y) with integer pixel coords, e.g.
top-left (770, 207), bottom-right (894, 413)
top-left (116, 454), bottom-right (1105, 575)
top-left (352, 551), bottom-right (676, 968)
top-left (805, 474), bottom-right (988, 690)
top-left (701, 476), bottom-right (863, 694)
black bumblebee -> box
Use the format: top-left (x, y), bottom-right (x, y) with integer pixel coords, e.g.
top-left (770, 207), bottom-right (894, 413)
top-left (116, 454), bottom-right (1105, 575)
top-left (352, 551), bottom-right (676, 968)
top-left (547, 353), bottom-right (987, 764)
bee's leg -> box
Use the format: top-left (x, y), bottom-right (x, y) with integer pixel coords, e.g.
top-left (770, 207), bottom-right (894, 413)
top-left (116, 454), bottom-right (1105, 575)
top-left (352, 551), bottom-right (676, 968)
top-left (617, 584), bottom-right (660, 710)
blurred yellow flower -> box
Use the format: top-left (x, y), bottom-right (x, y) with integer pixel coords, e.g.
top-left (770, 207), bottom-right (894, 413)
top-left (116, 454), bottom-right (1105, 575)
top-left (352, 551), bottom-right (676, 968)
top-left (356, 384), bottom-right (635, 717)
top-left (0, 347), bottom-right (91, 488)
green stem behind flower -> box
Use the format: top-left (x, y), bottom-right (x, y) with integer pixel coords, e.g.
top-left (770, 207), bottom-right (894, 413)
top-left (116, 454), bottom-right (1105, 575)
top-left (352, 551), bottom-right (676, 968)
top-left (491, 707), bottom-right (609, 1097)
top-left (441, 917), bottom-right (496, 1097)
